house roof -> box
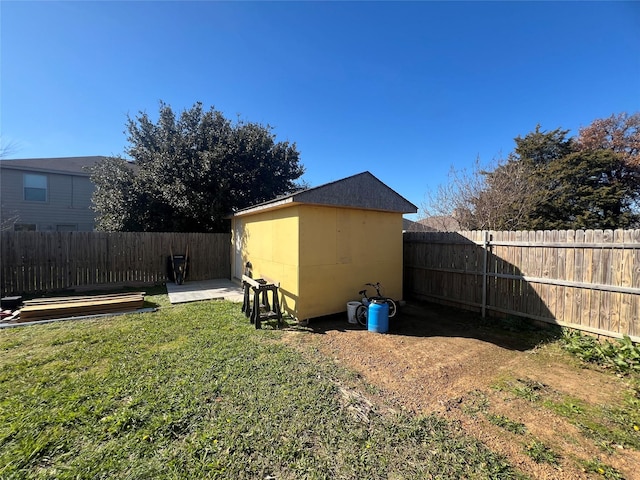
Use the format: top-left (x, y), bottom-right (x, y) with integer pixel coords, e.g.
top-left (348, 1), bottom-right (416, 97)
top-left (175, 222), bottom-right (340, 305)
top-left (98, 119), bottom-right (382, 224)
top-left (234, 171), bottom-right (418, 216)
top-left (0, 156), bottom-right (109, 176)
top-left (418, 216), bottom-right (461, 232)
top-left (403, 218), bottom-right (436, 232)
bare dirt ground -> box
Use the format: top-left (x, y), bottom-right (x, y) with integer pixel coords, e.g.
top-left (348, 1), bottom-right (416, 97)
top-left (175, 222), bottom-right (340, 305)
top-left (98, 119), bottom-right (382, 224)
top-left (283, 301), bottom-right (640, 479)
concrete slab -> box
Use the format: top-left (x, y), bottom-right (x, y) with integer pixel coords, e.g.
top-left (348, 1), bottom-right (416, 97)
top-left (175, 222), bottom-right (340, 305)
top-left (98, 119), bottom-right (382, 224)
top-left (166, 279), bottom-right (245, 304)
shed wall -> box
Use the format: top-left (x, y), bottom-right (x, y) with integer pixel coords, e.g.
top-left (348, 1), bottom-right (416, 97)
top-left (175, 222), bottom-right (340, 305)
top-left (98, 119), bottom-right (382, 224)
top-left (232, 207), bottom-right (301, 315)
top-left (297, 205), bottom-right (403, 320)
top-left (234, 204), bottom-right (404, 322)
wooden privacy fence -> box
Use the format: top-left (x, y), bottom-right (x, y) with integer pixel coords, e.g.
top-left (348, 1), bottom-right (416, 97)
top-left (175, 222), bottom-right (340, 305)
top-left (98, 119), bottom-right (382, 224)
top-left (404, 229), bottom-right (640, 342)
top-left (1, 232), bottom-right (231, 296)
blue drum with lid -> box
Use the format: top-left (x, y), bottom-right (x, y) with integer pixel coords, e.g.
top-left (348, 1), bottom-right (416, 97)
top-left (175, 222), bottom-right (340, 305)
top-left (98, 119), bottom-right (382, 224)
top-left (368, 299), bottom-right (389, 333)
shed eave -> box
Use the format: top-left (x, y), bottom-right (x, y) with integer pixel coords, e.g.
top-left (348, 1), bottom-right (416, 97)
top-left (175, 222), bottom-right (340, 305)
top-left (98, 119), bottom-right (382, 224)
top-left (233, 199), bottom-right (415, 217)
top-left (233, 197), bottom-right (296, 217)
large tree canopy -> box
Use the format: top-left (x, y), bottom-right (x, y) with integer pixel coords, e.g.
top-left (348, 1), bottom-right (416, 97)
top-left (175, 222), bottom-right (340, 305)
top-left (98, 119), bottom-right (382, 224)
top-left (576, 112), bottom-right (640, 167)
top-left (422, 112), bottom-right (640, 231)
top-left (539, 150), bottom-right (640, 229)
top-left (91, 102), bottom-right (304, 232)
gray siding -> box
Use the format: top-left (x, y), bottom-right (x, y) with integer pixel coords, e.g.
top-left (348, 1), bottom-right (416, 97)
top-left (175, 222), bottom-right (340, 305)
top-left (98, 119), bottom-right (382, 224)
top-left (1, 168), bottom-right (96, 231)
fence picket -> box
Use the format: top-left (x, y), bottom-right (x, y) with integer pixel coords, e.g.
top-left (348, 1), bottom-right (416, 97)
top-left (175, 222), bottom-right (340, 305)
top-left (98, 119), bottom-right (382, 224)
top-left (600, 230), bottom-right (613, 333)
top-left (555, 230), bottom-right (566, 322)
top-left (544, 230), bottom-right (556, 318)
top-left (632, 230), bottom-right (640, 337)
top-left (591, 230), bottom-right (604, 331)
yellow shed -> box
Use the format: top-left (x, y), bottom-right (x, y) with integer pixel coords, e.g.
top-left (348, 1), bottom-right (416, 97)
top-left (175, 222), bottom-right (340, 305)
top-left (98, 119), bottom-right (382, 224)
top-left (231, 172), bottom-right (417, 322)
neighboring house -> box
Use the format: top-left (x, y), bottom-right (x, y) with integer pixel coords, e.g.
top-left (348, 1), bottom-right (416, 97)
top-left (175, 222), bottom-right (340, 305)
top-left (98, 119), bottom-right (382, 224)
top-left (403, 218), bottom-right (436, 233)
top-left (231, 171), bottom-right (418, 322)
top-left (414, 215), bottom-right (461, 232)
top-left (0, 156), bottom-right (106, 231)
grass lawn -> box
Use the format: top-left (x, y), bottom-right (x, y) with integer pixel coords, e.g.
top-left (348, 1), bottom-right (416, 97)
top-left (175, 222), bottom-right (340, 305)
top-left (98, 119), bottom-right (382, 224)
top-left (0, 291), bottom-right (520, 479)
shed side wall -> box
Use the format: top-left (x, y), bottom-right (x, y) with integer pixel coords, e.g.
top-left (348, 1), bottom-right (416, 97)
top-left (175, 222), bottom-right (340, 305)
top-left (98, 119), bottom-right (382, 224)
top-left (298, 205), bottom-right (403, 320)
top-left (233, 207), bottom-right (300, 317)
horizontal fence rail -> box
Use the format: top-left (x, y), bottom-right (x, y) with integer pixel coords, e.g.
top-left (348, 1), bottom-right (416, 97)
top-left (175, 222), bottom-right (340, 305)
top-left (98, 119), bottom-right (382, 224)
top-left (404, 229), bottom-right (640, 342)
top-left (1, 232), bottom-right (231, 296)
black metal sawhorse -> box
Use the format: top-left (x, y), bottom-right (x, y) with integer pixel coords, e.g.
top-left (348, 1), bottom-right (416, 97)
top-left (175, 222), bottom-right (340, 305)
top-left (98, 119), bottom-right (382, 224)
top-left (241, 274), bottom-right (282, 329)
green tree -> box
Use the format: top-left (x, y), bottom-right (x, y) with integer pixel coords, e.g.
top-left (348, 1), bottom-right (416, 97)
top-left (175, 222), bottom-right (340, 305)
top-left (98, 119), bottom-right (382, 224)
top-left (451, 157), bottom-right (542, 231)
top-left (498, 121), bottom-right (640, 230)
top-left (510, 126), bottom-right (573, 229)
top-left (421, 113), bottom-right (640, 231)
top-left (534, 149), bottom-right (640, 229)
top-left (430, 127), bottom-right (574, 231)
top-left (90, 157), bottom-right (140, 231)
top-left (576, 112), bottom-right (640, 167)
top-left (513, 125), bottom-right (574, 165)
top-left (91, 102), bottom-right (304, 232)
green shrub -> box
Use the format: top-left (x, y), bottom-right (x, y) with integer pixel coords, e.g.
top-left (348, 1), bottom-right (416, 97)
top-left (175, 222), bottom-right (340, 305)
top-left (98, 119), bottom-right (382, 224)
top-left (524, 440), bottom-right (560, 465)
top-left (580, 458), bottom-right (624, 479)
top-left (562, 331), bottom-right (640, 374)
top-left (486, 414), bottom-right (527, 435)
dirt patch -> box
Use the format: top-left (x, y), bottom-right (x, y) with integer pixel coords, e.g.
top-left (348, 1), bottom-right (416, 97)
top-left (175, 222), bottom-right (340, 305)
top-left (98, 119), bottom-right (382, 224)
top-left (283, 301), bottom-right (640, 479)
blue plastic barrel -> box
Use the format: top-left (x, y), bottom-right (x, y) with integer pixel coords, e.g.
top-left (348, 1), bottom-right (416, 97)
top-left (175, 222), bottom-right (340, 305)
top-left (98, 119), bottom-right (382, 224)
top-left (368, 300), bottom-right (389, 333)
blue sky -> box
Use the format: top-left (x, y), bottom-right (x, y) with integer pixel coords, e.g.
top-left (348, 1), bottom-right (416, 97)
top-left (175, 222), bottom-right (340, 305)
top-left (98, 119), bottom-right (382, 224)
top-left (2, 1), bottom-right (639, 218)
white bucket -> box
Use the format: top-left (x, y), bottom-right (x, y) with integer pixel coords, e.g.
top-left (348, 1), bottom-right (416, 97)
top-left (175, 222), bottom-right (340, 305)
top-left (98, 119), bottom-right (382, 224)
top-left (347, 301), bottom-right (361, 324)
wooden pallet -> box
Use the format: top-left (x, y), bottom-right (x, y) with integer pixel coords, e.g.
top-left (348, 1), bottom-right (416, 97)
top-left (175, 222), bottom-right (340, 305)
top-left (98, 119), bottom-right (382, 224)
top-left (19, 292), bottom-right (145, 322)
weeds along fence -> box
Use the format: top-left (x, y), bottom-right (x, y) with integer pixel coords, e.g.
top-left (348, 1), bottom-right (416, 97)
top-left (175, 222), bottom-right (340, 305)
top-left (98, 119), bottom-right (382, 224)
top-left (404, 229), bottom-right (640, 342)
top-left (1, 232), bottom-right (231, 296)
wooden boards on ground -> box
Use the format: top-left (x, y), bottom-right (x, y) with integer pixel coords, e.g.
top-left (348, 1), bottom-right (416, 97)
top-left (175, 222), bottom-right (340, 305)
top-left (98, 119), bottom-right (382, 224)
top-left (18, 292), bottom-right (145, 322)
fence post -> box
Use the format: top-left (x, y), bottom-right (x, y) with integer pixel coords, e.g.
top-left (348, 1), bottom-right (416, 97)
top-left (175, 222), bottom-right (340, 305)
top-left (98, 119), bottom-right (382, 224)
top-left (481, 230), bottom-right (490, 318)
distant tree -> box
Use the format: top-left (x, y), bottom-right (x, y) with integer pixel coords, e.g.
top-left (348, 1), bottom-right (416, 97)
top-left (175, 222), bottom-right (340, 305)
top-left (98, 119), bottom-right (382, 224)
top-left (569, 112), bottom-right (640, 227)
top-left (535, 149), bottom-right (640, 229)
top-left (90, 157), bottom-right (141, 231)
top-left (474, 156), bottom-right (545, 230)
top-left (91, 102), bottom-right (304, 232)
top-left (575, 112), bottom-right (640, 167)
top-left (422, 156), bottom-right (541, 231)
top-left (420, 160), bottom-right (483, 230)
top-left (0, 137), bottom-right (18, 158)
top-left (0, 138), bottom-right (20, 231)
top-left (422, 113), bottom-right (640, 231)
top-left (423, 127), bottom-right (572, 231)
top-left (513, 125), bottom-right (574, 165)
top-left (508, 126), bottom-right (574, 229)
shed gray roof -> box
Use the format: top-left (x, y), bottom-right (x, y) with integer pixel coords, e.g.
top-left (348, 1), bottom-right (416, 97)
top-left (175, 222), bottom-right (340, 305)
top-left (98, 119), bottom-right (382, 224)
top-left (235, 171), bottom-right (418, 216)
top-left (0, 156), bottom-right (108, 176)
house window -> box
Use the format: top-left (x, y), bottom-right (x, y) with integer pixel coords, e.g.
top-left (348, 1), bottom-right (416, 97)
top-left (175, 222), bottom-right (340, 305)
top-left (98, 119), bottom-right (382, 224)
top-left (56, 224), bottom-right (77, 232)
top-left (14, 223), bottom-right (36, 231)
top-left (24, 173), bottom-right (48, 202)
